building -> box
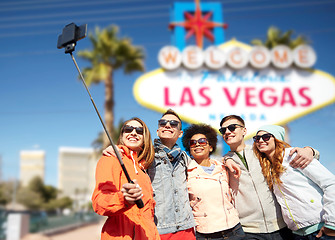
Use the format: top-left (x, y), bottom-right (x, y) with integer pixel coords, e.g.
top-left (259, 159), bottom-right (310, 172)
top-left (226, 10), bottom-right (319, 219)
top-left (58, 147), bottom-right (98, 207)
top-left (20, 150), bottom-right (45, 186)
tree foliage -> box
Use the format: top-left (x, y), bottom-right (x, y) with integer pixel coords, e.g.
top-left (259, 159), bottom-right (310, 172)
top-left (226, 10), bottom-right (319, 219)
top-left (251, 26), bottom-right (309, 49)
top-left (17, 187), bottom-right (43, 210)
top-left (0, 181), bottom-right (15, 206)
top-left (43, 197), bottom-right (73, 212)
top-left (17, 176), bottom-right (72, 211)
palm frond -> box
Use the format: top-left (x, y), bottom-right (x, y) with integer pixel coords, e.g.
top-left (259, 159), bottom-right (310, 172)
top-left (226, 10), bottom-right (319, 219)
top-left (251, 39), bottom-right (265, 46)
top-left (251, 26), bottom-right (309, 49)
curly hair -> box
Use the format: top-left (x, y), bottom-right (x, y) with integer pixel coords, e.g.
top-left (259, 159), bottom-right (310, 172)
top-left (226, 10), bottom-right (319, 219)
top-left (118, 117), bottom-right (155, 169)
top-left (182, 124), bottom-right (217, 155)
top-left (253, 138), bottom-right (291, 190)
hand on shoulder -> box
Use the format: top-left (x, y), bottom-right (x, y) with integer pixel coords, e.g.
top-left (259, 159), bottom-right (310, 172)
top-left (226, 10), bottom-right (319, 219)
top-left (102, 145), bottom-right (123, 157)
top-left (222, 157), bottom-right (241, 178)
top-left (289, 147), bottom-right (314, 169)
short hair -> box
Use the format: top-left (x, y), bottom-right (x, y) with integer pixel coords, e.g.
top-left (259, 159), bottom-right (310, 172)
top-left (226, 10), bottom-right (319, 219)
top-left (182, 124), bottom-right (217, 155)
top-left (118, 117), bottom-right (155, 169)
top-left (220, 115), bottom-right (245, 127)
top-left (161, 109), bottom-right (182, 129)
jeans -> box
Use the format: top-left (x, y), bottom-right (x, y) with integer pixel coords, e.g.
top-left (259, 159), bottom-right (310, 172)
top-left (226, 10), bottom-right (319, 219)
top-left (195, 223), bottom-right (245, 240)
top-left (294, 232), bottom-right (335, 240)
top-left (244, 227), bottom-right (294, 240)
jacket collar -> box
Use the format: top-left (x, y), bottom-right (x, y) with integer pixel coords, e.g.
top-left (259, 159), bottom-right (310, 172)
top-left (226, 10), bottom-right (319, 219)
top-left (188, 158), bottom-right (223, 174)
top-left (118, 145), bottom-right (146, 172)
top-left (118, 145), bottom-right (138, 161)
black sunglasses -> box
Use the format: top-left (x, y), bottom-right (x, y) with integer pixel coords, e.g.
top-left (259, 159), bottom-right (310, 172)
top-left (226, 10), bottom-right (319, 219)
top-left (123, 125), bottom-right (144, 135)
top-left (190, 138), bottom-right (208, 148)
top-left (158, 119), bottom-right (180, 128)
top-left (253, 133), bottom-right (273, 143)
top-left (219, 124), bottom-right (244, 135)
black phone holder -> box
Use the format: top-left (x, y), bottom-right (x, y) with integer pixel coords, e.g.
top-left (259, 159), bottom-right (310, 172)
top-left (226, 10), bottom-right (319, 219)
top-left (56, 23), bottom-right (144, 209)
top-left (57, 23), bottom-right (87, 54)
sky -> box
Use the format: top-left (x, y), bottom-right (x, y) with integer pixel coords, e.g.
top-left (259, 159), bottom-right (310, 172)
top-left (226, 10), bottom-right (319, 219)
top-left (0, 0), bottom-right (335, 187)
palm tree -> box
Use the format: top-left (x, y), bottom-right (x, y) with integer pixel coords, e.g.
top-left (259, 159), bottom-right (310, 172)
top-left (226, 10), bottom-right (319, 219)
top-left (77, 25), bottom-right (145, 148)
top-left (251, 26), bottom-right (309, 49)
top-left (251, 26), bottom-right (309, 143)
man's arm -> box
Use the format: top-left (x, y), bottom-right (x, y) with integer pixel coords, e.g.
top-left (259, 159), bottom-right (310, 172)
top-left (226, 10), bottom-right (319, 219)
top-left (222, 157), bottom-right (241, 178)
top-left (102, 145), bottom-right (122, 157)
top-left (289, 147), bottom-right (319, 169)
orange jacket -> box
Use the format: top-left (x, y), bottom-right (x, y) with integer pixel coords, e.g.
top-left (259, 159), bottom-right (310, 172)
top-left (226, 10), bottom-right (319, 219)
top-left (92, 146), bottom-right (160, 240)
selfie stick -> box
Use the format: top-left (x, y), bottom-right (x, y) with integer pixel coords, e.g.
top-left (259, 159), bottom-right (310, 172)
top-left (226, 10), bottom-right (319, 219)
top-left (57, 23), bottom-right (144, 209)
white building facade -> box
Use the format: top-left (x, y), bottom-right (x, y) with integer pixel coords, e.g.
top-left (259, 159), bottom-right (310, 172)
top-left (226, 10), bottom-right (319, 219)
top-left (20, 150), bottom-right (45, 186)
top-left (58, 147), bottom-right (98, 206)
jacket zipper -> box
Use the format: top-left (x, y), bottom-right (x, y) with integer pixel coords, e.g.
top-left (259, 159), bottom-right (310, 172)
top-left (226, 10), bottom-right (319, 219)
top-left (248, 171), bottom-right (269, 232)
top-left (277, 184), bottom-right (300, 229)
top-left (236, 152), bottom-right (269, 232)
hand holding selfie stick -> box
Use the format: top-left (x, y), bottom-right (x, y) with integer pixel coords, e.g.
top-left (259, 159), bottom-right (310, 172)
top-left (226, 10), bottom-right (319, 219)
top-left (57, 23), bottom-right (144, 209)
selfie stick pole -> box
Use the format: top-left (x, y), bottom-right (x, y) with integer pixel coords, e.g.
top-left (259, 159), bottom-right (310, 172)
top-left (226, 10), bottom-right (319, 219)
top-left (66, 45), bottom-right (144, 209)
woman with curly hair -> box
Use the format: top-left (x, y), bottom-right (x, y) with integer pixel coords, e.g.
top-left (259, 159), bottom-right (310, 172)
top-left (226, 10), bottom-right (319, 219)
top-left (182, 123), bottom-right (245, 240)
top-left (253, 125), bottom-right (335, 240)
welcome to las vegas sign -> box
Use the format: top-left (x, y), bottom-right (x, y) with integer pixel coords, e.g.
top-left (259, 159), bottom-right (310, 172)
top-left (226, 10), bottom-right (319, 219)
top-left (134, 39), bottom-right (335, 138)
top-left (133, 1), bottom-right (335, 138)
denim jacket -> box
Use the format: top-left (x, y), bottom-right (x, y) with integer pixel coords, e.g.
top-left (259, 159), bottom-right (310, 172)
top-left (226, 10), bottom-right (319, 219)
top-left (147, 140), bottom-right (195, 234)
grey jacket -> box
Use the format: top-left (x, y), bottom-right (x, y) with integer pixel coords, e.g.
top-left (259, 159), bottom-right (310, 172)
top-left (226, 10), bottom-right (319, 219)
top-left (225, 144), bottom-right (286, 233)
top-left (147, 142), bottom-right (195, 234)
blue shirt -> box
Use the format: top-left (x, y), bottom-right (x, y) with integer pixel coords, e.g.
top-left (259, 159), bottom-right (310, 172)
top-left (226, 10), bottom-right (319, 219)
top-left (201, 164), bottom-right (215, 174)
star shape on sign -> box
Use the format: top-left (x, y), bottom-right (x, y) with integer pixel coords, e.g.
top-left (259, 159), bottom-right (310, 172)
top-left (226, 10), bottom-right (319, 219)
top-left (169, 0), bottom-right (228, 48)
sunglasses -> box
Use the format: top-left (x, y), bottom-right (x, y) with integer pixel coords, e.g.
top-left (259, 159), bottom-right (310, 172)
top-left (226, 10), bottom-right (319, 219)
top-left (219, 124), bottom-right (244, 135)
top-left (253, 133), bottom-right (273, 143)
top-left (190, 138), bottom-right (208, 148)
top-left (123, 125), bottom-right (144, 135)
top-left (158, 119), bottom-right (180, 128)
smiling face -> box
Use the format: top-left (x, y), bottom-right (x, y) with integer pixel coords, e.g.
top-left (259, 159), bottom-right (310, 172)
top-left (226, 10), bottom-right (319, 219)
top-left (220, 118), bottom-right (246, 151)
top-left (121, 120), bottom-right (144, 153)
top-left (157, 114), bottom-right (183, 149)
top-left (189, 133), bottom-right (212, 162)
top-left (254, 130), bottom-right (276, 158)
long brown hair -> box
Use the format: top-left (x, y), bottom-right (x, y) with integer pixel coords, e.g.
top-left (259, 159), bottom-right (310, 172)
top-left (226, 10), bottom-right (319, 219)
top-left (118, 117), bottom-right (155, 169)
top-left (253, 138), bottom-right (291, 190)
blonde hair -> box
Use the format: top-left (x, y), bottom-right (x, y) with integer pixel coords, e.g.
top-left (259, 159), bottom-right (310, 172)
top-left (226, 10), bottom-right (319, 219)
top-left (118, 117), bottom-right (155, 169)
top-left (253, 138), bottom-right (291, 190)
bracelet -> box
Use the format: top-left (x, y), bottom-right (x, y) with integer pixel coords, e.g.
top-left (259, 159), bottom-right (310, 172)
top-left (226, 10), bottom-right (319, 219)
top-left (224, 157), bottom-right (233, 165)
top-left (304, 146), bottom-right (315, 156)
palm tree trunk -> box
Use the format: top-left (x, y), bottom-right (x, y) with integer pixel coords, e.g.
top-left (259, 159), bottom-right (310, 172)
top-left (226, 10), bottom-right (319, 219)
top-left (104, 70), bottom-right (114, 148)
